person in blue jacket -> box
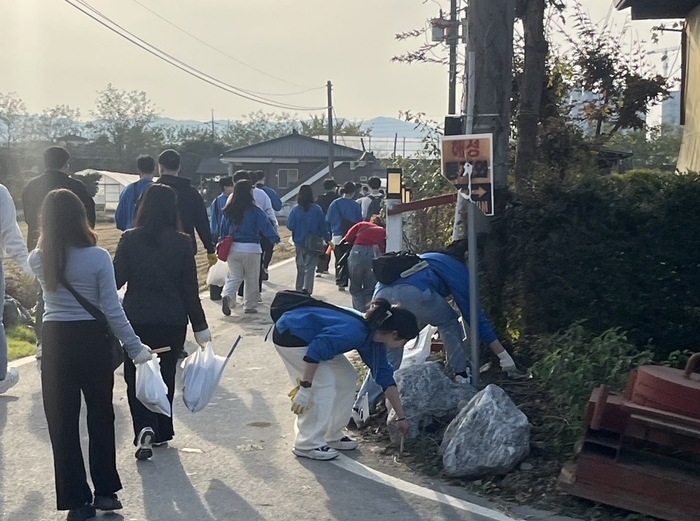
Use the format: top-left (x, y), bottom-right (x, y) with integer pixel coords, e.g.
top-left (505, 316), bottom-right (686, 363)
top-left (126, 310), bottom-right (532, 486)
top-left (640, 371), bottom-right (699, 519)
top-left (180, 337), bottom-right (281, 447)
top-left (208, 177), bottom-right (234, 301)
top-left (115, 155), bottom-right (155, 231)
top-left (209, 177), bottom-right (234, 241)
top-left (325, 181), bottom-right (362, 289)
top-left (287, 185), bottom-right (330, 295)
top-left (220, 180), bottom-right (280, 315)
top-left (354, 239), bottom-right (517, 413)
top-left (274, 298), bottom-right (418, 461)
top-left (254, 170), bottom-right (282, 280)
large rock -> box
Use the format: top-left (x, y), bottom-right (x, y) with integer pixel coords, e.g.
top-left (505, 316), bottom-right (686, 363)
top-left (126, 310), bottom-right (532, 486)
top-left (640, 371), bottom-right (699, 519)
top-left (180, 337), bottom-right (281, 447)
top-left (387, 361), bottom-right (476, 443)
top-left (440, 384), bottom-right (530, 478)
top-left (3, 297), bottom-right (33, 328)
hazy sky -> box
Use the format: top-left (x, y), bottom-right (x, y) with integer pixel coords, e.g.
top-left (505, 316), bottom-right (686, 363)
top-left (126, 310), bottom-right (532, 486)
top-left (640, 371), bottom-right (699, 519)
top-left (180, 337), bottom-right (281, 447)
top-left (0, 0), bottom-right (682, 123)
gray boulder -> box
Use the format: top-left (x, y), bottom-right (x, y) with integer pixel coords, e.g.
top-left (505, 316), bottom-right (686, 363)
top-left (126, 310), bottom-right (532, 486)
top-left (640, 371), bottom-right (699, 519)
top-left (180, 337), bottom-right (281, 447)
top-left (440, 384), bottom-right (530, 478)
top-left (4, 297), bottom-right (33, 328)
top-left (387, 361), bottom-right (476, 443)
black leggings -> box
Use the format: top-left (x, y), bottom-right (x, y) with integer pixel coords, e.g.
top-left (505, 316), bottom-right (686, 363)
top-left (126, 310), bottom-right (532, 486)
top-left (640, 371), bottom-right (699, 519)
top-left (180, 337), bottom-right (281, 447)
top-left (123, 324), bottom-right (186, 444)
top-left (41, 320), bottom-right (121, 511)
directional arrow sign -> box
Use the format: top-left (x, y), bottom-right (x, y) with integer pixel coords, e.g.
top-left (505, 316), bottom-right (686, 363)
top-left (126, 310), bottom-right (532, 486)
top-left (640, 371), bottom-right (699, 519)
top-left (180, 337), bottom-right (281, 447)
top-left (441, 133), bottom-right (494, 216)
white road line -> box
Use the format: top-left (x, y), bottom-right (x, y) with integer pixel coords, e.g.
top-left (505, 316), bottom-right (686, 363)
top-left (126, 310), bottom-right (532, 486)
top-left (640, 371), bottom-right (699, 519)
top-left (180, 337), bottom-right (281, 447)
top-left (331, 454), bottom-right (520, 521)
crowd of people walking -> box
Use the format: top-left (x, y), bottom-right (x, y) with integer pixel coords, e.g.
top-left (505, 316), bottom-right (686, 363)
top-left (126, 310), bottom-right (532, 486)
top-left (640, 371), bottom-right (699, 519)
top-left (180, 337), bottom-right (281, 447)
top-left (0, 147), bottom-right (518, 520)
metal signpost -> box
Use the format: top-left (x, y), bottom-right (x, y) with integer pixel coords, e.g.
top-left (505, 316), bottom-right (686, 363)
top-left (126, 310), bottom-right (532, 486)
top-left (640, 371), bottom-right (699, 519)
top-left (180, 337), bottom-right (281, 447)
top-left (441, 129), bottom-right (494, 385)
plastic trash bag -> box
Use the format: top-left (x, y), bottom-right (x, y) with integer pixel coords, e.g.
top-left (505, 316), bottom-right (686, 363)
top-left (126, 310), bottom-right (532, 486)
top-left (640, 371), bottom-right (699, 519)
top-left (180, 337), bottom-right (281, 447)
top-left (181, 337), bottom-right (241, 413)
top-left (401, 325), bottom-right (436, 368)
top-left (135, 355), bottom-right (171, 417)
top-left (206, 260), bottom-right (228, 287)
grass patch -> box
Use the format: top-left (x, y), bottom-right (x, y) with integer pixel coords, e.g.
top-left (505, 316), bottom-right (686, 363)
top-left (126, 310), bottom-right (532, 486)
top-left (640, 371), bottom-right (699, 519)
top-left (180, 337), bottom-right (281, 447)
top-left (7, 325), bottom-right (36, 360)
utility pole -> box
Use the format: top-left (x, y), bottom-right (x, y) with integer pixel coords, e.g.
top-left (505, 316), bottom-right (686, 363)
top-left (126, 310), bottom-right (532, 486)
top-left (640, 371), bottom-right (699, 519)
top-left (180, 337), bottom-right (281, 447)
top-left (327, 80), bottom-right (334, 177)
top-left (448, 0), bottom-right (458, 114)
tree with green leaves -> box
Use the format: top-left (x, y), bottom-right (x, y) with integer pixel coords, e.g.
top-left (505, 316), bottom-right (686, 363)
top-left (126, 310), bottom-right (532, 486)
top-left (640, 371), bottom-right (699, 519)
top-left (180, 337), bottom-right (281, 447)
top-left (0, 92), bottom-right (28, 147)
top-left (89, 83), bottom-right (159, 163)
top-left (32, 104), bottom-right (82, 142)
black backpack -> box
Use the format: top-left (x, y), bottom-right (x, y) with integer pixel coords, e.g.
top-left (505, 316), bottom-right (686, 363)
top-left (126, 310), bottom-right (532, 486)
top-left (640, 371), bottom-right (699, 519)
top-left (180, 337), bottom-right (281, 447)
top-left (365, 194), bottom-right (383, 220)
top-left (270, 290), bottom-right (366, 326)
top-left (372, 251), bottom-right (426, 285)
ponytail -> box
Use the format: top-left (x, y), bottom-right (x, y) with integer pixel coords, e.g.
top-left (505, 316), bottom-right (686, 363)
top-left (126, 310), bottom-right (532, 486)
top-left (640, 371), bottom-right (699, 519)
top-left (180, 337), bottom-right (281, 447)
top-left (365, 298), bottom-right (419, 340)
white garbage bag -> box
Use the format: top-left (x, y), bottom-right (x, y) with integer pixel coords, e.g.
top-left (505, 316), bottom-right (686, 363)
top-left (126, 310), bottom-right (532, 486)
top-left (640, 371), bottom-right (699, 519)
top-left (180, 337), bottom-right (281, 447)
top-left (135, 355), bottom-right (171, 417)
top-left (206, 260), bottom-right (228, 287)
top-left (401, 325), bottom-right (436, 368)
top-left (181, 337), bottom-right (240, 413)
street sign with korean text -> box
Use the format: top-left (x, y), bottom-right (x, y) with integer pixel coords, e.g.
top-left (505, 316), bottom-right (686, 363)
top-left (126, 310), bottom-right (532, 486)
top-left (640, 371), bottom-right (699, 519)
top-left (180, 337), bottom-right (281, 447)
top-left (441, 133), bottom-right (494, 216)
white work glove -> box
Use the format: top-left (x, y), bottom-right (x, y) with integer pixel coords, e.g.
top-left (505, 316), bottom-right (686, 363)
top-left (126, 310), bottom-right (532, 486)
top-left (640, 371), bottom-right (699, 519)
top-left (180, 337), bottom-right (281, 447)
top-left (194, 328), bottom-right (212, 348)
top-left (288, 379), bottom-right (312, 415)
top-left (132, 345), bottom-right (153, 365)
top-left (497, 351), bottom-right (516, 372)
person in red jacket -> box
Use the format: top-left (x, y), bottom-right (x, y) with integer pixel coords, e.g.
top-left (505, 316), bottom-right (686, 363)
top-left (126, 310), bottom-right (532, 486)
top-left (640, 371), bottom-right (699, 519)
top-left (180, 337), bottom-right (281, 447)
top-left (343, 215), bottom-right (386, 311)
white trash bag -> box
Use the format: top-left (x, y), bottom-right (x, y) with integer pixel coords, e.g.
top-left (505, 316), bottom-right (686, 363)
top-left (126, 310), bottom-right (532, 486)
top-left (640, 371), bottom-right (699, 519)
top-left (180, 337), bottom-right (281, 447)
top-left (206, 260), bottom-right (228, 287)
top-left (135, 354), bottom-right (171, 417)
top-left (401, 324), bottom-right (437, 368)
top-left (181, 337), bottom-right (240, 413)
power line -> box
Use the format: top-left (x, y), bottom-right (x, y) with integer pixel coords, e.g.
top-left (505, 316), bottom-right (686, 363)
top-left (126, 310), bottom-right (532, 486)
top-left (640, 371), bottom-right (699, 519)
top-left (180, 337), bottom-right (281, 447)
top-left (65, 0), bottom-right (327, 112)
top-left (129, 0), bottom-right (323, 95)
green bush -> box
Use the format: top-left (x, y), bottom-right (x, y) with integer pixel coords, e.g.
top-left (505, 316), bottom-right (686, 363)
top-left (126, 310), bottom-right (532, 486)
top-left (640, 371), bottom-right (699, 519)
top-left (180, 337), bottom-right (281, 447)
top-left (529, 323), bottom-right (654, 451)
top-left (500, 170), bottom-right (700, 359)
top-left (7, 324), bottom-right (37, 360)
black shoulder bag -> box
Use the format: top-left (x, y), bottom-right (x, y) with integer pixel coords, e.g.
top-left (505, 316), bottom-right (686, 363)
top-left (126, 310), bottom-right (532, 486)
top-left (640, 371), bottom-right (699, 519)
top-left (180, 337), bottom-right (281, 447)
top-left (61, 279), bottom-right (125, 371)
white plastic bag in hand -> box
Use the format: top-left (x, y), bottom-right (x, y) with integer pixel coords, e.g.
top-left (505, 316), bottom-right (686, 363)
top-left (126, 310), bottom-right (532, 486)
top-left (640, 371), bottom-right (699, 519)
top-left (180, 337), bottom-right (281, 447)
top-left (181, 337), bottom-right (240, 413)
top-left (135, 355), bottom-right (171, 417)
top-left (206, 260), bottom-right (228, 287)
top-left (401, 325), bottom-right (437, 368)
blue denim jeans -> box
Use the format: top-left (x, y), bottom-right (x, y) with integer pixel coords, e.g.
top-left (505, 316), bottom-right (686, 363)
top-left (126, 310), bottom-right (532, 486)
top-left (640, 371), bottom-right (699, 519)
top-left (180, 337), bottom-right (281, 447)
top-left (353, 284), bottom-right (469, 411)
top-left (347, 245), bottom-right (380, 311)
top-left (0, 262), bottom-right (8, 380)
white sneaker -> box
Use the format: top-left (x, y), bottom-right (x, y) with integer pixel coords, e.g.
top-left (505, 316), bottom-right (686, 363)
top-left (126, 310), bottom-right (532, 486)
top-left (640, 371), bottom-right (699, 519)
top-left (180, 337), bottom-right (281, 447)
top-left (135, 427), bottom-right (154, 460)
top-left (0, 367), bottom-right (19, 394)
top-left (292, 445), bottom-right (339, 460)
top-left (327, 436), bottom-right (358, 451)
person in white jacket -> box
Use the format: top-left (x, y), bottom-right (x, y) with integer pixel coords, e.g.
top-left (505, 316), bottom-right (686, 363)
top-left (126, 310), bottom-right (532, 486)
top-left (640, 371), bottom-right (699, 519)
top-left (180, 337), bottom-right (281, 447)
top-left (0, 183), bottom-right (33, 395)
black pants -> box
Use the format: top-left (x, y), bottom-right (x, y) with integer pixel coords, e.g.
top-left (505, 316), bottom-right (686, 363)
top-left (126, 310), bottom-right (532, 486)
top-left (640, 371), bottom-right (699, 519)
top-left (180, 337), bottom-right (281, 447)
top-left (334, 242), bottom-right (352, 287)
top-left (317, 252), bottom-right (331, 273)
top-left (261, 236), bottom-right (274, 274)
top-left (123, 324), bottom-right (186, 445)
top-left (41, 320), bottom-right (121, 511)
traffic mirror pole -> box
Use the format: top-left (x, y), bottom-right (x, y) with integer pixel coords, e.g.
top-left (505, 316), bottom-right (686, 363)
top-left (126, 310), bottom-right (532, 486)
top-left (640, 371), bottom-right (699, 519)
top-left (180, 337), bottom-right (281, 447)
top-left (464, 50), bottom-right (480, 387)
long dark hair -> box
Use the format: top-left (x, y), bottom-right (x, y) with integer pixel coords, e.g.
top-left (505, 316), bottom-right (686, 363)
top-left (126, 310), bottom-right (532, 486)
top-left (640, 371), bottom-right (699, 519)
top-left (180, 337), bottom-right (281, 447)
top-left (133, 184), bottom-right (181, 243)
top-left (38, 189), bottom-right (97, 291)
top-left (297, 184), bottom-right (314, 210)
top-left (365, 298), bottom-right (419, 340)
top-left (223, 180), bottom-right (255, 225)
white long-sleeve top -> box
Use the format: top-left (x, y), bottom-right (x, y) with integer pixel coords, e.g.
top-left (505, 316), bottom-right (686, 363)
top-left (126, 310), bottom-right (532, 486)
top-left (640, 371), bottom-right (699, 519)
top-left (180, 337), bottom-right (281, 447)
top-left (28, 247), bottom-right (143, 357)
top-left (0, 184), bottom-right (30, 273)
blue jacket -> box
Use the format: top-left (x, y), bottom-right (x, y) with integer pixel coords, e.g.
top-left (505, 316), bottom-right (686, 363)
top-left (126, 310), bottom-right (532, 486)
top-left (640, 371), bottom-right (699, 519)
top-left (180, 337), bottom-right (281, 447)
top-left (326, 197), bottom-right (362, 236)
top-left (115, 178), bottom-right (152, 231)
top-left (220, 205), bottom-right (280, 245)
top-left (378, 252), bottom-right (498, 344)
top-left (259, 185), bottom-right (282, 212)
top-left (276, 307), bottom-right (397, 389)
top-left (287, 203), bottom-right (330, 246)
top-left (209, 193), bottom-right (229, 239)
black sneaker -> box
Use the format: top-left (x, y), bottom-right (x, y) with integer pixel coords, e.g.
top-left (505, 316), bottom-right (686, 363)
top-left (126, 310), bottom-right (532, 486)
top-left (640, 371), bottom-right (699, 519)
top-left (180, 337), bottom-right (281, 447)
top-left (222, 296), bottom-right (232, 316)
top-left (135, 427), bottom-right (154, 460)
top-left (66, 504), bottom-right (96, 521)
top-left (93, 494), bottom-right (122, 511)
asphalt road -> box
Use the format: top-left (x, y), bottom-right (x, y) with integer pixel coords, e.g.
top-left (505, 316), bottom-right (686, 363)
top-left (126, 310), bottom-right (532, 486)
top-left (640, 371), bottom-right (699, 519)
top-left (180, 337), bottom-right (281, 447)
top-left (0, 256), bottom-right (562, 521)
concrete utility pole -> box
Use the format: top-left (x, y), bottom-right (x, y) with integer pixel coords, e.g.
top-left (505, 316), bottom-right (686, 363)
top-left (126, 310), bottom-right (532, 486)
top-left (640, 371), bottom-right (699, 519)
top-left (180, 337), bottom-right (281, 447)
top-left (327, 80), bottom-right (334, 177)
top-left (448, 0), bottom-right (459, 114)
top-left (465, 0), bottom-right (516, 194)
